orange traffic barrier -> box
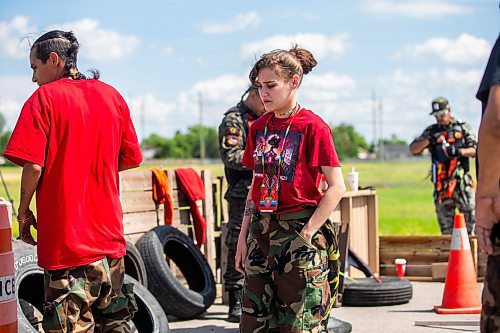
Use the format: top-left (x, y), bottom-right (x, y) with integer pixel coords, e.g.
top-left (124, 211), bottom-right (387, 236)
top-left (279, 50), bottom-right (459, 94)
top-left (0, 198), bottom-right (16, 332)
top-left (434, 213), bottom-right (481, 314)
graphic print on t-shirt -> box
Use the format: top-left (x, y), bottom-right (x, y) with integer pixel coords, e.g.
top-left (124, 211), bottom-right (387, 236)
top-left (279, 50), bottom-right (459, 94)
top-left (253, 129), bottom-right (302, 182)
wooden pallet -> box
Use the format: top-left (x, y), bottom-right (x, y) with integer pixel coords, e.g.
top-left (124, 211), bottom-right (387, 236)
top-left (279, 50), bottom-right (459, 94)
top-left (119, 169), bottom-right (219, 277)
top-left (379, 235), bottom-right (487, 281)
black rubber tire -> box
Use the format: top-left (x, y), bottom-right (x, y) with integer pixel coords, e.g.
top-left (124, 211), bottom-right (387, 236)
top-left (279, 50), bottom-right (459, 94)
top-left (136, 225), bottom-right (216, 319)
top-left (327, 317), bottom-right (352, 333)
top-left (125, 275), bottom-right (170, 333)
top-left (13, 240), bottom-right (169, 332)
top-left (342, 276), bottom-right (413, 306)
top-left (13, 240), bottom-right (44, 333)
top-left (125, 240), bottom-right (148, 287)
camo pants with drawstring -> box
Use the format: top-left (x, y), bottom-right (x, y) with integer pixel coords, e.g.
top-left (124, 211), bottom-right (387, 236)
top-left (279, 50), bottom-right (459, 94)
top-left (42, 257), bottom-right (138, 333)
top-left (240, 209), bottom-right (339, 333)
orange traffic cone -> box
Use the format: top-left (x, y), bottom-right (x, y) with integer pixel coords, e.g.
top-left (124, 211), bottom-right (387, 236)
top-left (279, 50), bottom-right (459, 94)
top-left (434, 213), bottom-right (481, 314)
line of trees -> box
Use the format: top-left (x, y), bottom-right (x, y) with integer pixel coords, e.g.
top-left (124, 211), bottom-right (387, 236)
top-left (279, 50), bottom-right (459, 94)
top-left (143, 123), bottom-right (406, 161)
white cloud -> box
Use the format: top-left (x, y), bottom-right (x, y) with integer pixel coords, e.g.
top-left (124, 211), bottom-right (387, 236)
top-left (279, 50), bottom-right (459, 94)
top-left (372, 67), bottom-right (483, 140)
top-left (125, 74), bottom-right (251, 138)
top-left (0, 17), bottom-right (141, 62)
top-left (241, 33), bottom-right (349, 62)
top-left (163, 47), bottom-right (173, 56)
top-left (301, 72), bottom-right (357, 103)
top-left (363, 0), bottom-right (472, 19)
top-left (47, 19), bottom-right (141, 62)
top-left (200, 12), bottom-right (260, 34)
top-left (0, 67), bottom-right (483, 145)
top-left (0, 16), bottom-right (35, 59)
top-left (394, 34), bottom-right (492, 65)
top-left (0, 75), bottom-right (37, 130)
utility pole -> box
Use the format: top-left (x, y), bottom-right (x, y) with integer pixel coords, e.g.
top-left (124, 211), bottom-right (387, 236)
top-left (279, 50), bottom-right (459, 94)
top-left (372, 89), bottom-right (377, 158)
top-left (378, 99), bottom-right (384, 161)
top-left (141, 98), bottom-right (145, 147)
top-left (198, 92), bottom-right (205, 164)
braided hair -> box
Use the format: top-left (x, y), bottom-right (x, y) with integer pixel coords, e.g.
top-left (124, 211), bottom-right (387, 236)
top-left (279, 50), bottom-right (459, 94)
top-left (31, 30), bottom-right (99, 80)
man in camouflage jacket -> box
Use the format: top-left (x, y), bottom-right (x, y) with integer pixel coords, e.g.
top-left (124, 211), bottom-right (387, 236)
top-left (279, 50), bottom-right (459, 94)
top-left (410, 97), bottom-right (477, 234)
top-left (218, 86), bottom-right (265, 322)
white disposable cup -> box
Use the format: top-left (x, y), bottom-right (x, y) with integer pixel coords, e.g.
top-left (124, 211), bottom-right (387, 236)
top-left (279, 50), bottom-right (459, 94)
top-left (347, 169), bottom-right (359, 192)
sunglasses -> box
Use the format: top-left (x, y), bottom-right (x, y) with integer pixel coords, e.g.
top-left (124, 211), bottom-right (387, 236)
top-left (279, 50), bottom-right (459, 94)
top-left (433, 110), bottom-right (448, 118)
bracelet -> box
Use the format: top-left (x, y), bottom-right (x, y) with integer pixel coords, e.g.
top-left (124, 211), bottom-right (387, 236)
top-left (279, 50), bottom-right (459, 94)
top-left (17, 214), bottom-right (34, 223)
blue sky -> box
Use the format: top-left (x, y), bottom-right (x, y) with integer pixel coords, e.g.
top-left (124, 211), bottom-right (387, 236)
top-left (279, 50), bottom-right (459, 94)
top-left (0, 0), bottom-right (498, 144)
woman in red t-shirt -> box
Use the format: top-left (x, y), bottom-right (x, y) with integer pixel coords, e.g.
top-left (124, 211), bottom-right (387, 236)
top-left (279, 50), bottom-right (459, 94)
top-left (235, 46), bottom-right (346, 332)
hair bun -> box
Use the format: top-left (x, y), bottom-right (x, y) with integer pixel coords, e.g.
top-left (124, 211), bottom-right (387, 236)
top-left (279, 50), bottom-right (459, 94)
top-left (288, 45), bottom-right (317, 75)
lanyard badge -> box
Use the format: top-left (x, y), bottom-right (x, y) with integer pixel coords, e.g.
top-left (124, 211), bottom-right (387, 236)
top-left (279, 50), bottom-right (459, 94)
top-left (259, 172), bottom-right (279, 212)
top-left (257, 105), bottom-right (299, 213)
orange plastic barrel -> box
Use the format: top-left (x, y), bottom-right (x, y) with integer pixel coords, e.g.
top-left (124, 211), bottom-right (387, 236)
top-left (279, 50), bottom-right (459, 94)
top-left (0, 198), bottom-right (16, 333)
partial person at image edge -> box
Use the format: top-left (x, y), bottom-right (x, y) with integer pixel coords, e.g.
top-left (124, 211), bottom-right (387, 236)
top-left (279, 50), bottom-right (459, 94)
top-left (3, 30), bottom-right (142, 332)
top-left (475, 34), bottom-right (500, 333)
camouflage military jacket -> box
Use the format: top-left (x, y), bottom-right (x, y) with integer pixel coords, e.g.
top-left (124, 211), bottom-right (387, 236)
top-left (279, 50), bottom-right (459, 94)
top-left (416, 117), bottom-right (477, 189)
top-left (418, 117), bottom-right (476, 167)
top-left (218, 102), bottom-right (259, 199)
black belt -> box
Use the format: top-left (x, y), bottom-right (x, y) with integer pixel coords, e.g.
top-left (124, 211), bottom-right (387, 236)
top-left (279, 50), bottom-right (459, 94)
top-left (262, 207), bottom-right (316, 221)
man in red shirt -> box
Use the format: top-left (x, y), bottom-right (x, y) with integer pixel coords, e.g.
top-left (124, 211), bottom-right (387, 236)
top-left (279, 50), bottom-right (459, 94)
top-left (4, 30), bottom-right (142, 332)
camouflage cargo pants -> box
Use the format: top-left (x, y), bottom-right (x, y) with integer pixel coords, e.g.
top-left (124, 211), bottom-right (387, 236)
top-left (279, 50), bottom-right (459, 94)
top-left (241, 209), bottom-right (339, 333)
top-left (43, 257), bottom-right (138, 333)
top-left (434, 174), bottom-right (475, 234)
top-left (224, 197), bottom-right (246, 291)
top-left (481, 224), bottom-right (500, 332)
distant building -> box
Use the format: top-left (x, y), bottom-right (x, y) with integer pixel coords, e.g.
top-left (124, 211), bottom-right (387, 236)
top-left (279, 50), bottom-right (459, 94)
top-left (380, 143), bottom-right (422, 160)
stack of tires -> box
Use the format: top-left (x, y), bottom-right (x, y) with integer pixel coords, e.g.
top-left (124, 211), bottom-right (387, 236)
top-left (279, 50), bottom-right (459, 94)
top-left (14, 224), bottom-right (217, 332)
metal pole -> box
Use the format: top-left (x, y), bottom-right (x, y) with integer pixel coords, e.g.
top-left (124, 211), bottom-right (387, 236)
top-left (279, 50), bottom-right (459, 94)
top-left (378, 99), bottom-right (384, 161)
top-left (372, 89), bottom-right (377, 157)
top-left (199, 92), bottom-right (205, 164)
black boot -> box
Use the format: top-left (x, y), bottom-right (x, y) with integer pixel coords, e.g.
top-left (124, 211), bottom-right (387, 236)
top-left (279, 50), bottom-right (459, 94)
top-left (227, 289), bottom-right (242, 323)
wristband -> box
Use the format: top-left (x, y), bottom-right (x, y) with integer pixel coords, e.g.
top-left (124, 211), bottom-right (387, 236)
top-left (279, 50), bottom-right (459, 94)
top-left (17, 214), bottom-right (34, 223)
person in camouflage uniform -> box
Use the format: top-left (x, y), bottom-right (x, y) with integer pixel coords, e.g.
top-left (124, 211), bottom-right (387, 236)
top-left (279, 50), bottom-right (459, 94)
top-left (475, 35), bottom-right (500, 333)
top-left (410, 97), bottom-right (477, 234)
top-left (218, 85), bottom-right (265, 322)
top-left (235, 46), bottom-right (346, 333)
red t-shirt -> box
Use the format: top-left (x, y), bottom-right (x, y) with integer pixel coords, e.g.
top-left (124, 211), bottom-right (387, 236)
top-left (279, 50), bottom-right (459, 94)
top-left (242, 106), bottom-right (341, 214)
top-left (4, 78), bottom-right (142, 270)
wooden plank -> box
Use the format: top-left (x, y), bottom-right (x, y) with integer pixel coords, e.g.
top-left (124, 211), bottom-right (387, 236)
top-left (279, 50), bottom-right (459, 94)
top-left (380, 264), bottom-right (432, 277)
top-left (367, 193), bottom-right (379, 274)
top-left (220, 223), bottom-right (229, 305)
top-left (220, 176), bottom-right (229, 224)
top-left (380, 236), bottom-right (453, 250)
top-left (380, 251), bottom-right (450, 265)
top-left (123, 211), bottom-right (159, 236)
top-left (120, 169), bottom-right (152, 191)
top-left (123, 208), bottom-right (190, 235)
top-left (202, 170), bottom-right (216, 276)
top-left (349, 196), bottom-right (371, 278)
top-left (431, 262), bottom-right (448, 281)
top-left (341, 189), bottom-right (376, 198)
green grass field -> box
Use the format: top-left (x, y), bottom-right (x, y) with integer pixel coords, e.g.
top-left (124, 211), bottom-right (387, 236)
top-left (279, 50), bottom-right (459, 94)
top-left (1, 159), bottom-right (470, 237)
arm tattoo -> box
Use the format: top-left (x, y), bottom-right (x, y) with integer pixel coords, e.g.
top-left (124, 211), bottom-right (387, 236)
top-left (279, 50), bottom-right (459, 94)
top-left (244, 199), bottom-right (256, 217)
top-left (20, 188), bottom-right (26, 204)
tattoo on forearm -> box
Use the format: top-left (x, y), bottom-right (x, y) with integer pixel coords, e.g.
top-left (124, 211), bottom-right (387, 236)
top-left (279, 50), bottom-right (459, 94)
top-left (20, 188), bottom-right (26, 204)
top-left (244, 199), bottom-right (256, 217)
